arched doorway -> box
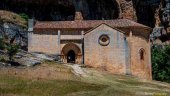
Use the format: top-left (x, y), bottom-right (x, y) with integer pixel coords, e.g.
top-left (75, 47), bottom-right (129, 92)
top-left (61, 43), bottom-right (82, 64)
top-left (67, 50), bottom-right (76, 63)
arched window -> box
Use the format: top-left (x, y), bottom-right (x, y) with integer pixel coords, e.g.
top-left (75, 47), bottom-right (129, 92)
top-left (139, 49), bottom-right (145, 60)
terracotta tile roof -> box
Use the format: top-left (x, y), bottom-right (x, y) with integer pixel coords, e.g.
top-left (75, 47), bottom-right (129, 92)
top-left (34, 19), bottom-right (151, 30)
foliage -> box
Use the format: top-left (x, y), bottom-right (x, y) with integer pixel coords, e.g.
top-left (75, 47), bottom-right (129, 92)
top-left (0, 56), bottom-right (6, 62)
top-left (0, 10), bottom-right (27, 27)
top-left (6, 44), bottom-right (19, 61)
top-left (0, 38), bottom-right (5, 50)
top-left (152, 45), bottom-right (170, 83)
top-left (19, 13), bottom-right (29, 21)
top-left (0, 22), bottom-right (21, 63)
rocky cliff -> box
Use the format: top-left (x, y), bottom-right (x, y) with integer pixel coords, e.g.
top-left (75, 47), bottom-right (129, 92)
top-left (0, 0), bottom-right (169, 27)
top-left (0, 0), bottom-right (170, 44)
top-left (0, 0), bottom-right (150, 26)
top-left (150, 0), bottom-right (170, 45)
top-left (0, 10), bottom-right (27, 49)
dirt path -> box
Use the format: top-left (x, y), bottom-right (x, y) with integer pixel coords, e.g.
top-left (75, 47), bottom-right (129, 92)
top-left (66, 64), bottom-right (87, 77)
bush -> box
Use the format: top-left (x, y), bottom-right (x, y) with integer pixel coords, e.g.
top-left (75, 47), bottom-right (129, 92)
top-left (0, 38), bottom-right (5, 50)
top-left (6, 44), bottom-right (19, 61)
top-left (152, 45), bottom-right (170, 83)
top-left (0, 56), bottom-right (6, 62)
top-left (19, 13), bottom-right (29, 21)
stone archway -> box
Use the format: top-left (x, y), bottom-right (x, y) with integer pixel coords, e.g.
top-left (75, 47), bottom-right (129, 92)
top-left (61, 43), bottom-right (82, 64)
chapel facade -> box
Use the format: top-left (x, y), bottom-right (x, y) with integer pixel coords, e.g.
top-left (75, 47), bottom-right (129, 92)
top-left (28, 12), bottom-right (152, 80)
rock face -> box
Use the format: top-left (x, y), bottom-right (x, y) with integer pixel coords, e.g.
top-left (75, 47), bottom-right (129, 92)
top-left (0, 0), bottom-right (135, 21)
top-left (119, 0), bottom-right (136, 20)
top-left (0, 0), bottom-right (169, 28)
top-left (0, 22), bottom-right (27, 49)
top-left (15, 50), bottom-right (56, 67)
top-left (161, 0), bottom-right (170, 29)
top-left (0, 0), bottom-right (169, 45)
top-left (150, 0), bottom-right (170, 45)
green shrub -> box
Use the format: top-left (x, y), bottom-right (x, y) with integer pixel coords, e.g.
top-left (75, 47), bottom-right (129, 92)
top-left (152, 45), bottom-right (170, 83)
top-left (19, 13), bottom-right (29, 21)
top-left (0, 38), bottom-right (5, 50)
top-left (0, 56), bottom-right (6, 62)
top-left (6, 44), bottom-right (19, 61)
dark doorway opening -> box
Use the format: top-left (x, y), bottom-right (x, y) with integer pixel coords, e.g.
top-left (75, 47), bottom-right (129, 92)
top-left (67, 50), bottom-right (76, 63)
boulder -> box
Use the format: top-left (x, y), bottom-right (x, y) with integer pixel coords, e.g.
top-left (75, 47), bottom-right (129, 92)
top-left (0, 62), bottom-right (11, 67)
top-left (32, 53), bottom-right (55, 61)
top-left (17, 57), bottom-right (41, 67)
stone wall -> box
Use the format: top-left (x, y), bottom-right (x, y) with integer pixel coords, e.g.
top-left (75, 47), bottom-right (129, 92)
top-left (28, 24), bottom-right (152, 79)
top-left (127, 32), bottom-right (152, 80)
top-left (84, 24), bottom-right (128, 74)
top-left (28, 30), bottom-right (83, 63)
top-left (84, 24), bottom-right (152, 79)
top-left (28, 31), bottom-right (59, 54)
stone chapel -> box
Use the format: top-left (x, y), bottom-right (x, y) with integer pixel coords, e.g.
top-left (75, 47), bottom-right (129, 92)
top-left (28, 12), bottom-right (152, 80)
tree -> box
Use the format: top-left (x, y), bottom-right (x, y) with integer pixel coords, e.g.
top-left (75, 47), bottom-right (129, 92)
top-left (152, 45), bottom-right (170, 83)
top-left (6, 44), bottom-right (19, 62)
top-left (0, 16), bottom-right (22, 64)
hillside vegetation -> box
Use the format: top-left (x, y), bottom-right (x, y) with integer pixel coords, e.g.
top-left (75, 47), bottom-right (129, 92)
top-left (0, 10), bottom-right (27, 27)
top-left (152, 45), bottom-right (170, 83)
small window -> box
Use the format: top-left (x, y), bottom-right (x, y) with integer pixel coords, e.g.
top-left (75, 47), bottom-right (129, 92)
top-left (101, 37), bottom-right (107, 42)
top-left (99, 34), bottom-right (110, 46)
top-left (139, 49), bottom-right (145, 60)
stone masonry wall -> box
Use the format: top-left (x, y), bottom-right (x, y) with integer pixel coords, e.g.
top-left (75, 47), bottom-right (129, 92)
top-left (84, 24), bottom-right (152, 79)
top-left (28, 32), bottom-right (59, 54)
top-left (84, 24), bottom-right (128, 74)
top-left (127, 33), bottom-right (152, 80)
top-left (28, 25), bottom-right (151, 79)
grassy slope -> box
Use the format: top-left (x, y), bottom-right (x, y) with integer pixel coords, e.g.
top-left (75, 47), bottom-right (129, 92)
top-left (0, 10), bottom-right (27, 27)
top-left (0, 61), bottom-right (170, 96)
top-left (82, 69), bottom-right (170, 96)
top-left (0, 75), bottom-right (106, 96)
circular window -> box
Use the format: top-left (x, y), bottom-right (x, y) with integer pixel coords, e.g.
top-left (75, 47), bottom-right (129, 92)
top-left (99, 34), bottom-right (110, 46)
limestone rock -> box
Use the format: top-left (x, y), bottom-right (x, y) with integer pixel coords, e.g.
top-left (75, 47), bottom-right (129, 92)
top-left (0, 62), bottom-right (11, 67)
top-left (17, 57), bottom-right (41, 67)
top-left (14, 50), bottom-right (57, 67)
top-left (32, 53), bottom-right (55, 61)
top-left (0, 23), bottom-right (27, 49)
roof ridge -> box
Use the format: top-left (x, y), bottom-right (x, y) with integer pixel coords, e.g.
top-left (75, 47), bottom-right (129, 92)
top-left (34, 19), bottom-right (152, 30)
top-left (36, 19), bottom-right (126, 22)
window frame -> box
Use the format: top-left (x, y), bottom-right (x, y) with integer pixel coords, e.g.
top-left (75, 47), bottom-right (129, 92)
top-left (139, 48), bottom-right (145, 61)
top-left (98, 34), bottom-right (110, 46)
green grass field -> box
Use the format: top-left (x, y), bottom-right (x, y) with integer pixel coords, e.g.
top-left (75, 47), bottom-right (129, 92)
top-left (0, 74), bottom-right (107, 96)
